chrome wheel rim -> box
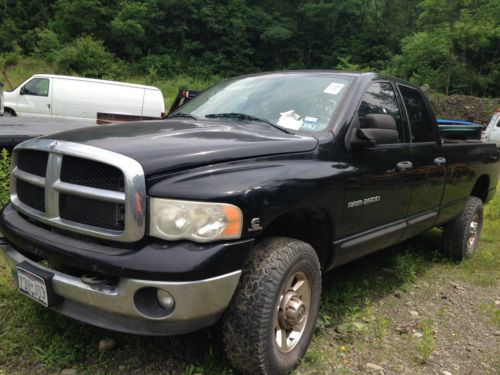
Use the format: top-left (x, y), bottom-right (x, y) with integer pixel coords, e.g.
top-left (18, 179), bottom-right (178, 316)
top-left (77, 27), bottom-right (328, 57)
top-left (467, 213), bottom-right (480, 250)
top-left (273, 271), bottom-right (311, 353)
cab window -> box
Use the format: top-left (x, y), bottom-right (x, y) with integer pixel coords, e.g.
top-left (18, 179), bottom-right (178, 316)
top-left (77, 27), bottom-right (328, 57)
top-left (398, 85), bottom-right (434, 142)
top-left (22, 78), bottom-right (50, 97)
top-left (358, 82), bottom-right (404, 143)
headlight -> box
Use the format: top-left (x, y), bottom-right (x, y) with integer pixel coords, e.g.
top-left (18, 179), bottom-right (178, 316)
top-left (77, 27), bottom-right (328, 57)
top-left (149, 198), bottom-right (243, 242)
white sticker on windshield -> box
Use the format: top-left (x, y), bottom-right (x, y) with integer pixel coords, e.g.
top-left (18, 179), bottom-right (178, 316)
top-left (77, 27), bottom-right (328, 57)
top-left (323, 82), bottom-right (345, 95)
top-left (277, 110), bottom-right (303, 130)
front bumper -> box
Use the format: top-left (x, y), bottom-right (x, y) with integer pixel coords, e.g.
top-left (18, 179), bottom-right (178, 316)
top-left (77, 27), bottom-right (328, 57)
top-left (1, 241), bottom-right (241, 335)
top-left (0, 204), bottom-right (254, 335)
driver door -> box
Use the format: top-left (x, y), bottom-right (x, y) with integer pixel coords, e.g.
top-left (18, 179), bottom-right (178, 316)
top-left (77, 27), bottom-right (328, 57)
top-left (17, 77), bottom-right (52, 118)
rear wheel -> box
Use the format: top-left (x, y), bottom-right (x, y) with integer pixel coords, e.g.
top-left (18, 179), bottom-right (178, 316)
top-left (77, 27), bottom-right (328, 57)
top-left (222, 237), bottom-right (321, 375)
top-left (442, 196), bottom-right (483, 260)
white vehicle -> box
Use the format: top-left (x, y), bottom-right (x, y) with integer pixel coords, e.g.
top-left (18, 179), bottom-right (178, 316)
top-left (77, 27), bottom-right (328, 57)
top-left (0, 82), bottom-right (4, 115)
top-left (482, 110), bottom-right (500, 148)
top-left (2, 74), bottom-right (165, 122)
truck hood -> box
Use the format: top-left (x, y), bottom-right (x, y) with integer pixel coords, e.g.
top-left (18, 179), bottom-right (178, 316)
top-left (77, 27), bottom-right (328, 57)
top-left (44, 119), bottom-right (319, 175)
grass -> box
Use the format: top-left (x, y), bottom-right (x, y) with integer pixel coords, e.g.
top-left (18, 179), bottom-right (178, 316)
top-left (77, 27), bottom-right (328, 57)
top-left (417, 319), bottom-right (436, 364)
top-left (0, 151), bottom-right (499, 373)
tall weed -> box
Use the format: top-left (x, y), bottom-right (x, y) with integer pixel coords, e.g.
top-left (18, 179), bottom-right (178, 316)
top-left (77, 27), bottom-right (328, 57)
top-left (0, 149), bottom-right (10, 206)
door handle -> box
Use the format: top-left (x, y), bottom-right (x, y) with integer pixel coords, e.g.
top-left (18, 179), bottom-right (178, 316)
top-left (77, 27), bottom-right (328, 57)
top-left (396, 161), bottom-right (413, 171)
top-left (433, 157), bottom-right (446, 165)
top-left (47, 104), bottom-right (51, 109)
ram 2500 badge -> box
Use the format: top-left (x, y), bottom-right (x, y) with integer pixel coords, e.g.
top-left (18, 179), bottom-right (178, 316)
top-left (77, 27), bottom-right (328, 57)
top-left (1, 71), bottom-right (498, 375)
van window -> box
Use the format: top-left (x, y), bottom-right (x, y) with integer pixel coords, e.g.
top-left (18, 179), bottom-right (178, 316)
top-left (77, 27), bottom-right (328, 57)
top-left (398, 85), bottom-right (434, 142)
top-left (358, 82), bottom-right (404, 143)
top-left (22, 78), bottom-right (50, 97)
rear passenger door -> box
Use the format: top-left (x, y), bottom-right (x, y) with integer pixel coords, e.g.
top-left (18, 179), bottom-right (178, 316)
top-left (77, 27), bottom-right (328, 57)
top-left (397, 84), bottom-right (446, 239)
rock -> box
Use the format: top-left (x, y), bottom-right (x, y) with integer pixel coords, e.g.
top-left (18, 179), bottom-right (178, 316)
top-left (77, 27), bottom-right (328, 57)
top-left (396, 325), bottom-right (410, 334)
top-left (61, 369), bottom-right (78, 375)
top-left (421, 83), bottom-right (430, 92)
top-left (493, 331), bottom-right (500, 337)
top-left (449, 282), bottom-right (466, 291)
top-left (98, 337), bottom-right (116, 352)
top-left (404, 300), bottom-right (413, 306)
top-left (353, 322), bottom-right (366, 331)
top-left (336, 324), bottom-right (350, 334)
top-left (495, 300), bottom-right (500, 306)
top-left (366, 362), bottom-right (385, 373)
top-left (394, 290), bottom-right (403, 298)
top-left (413, 332), bottom-right (423, 338)
top-left (441, 371), bottom-right (453, 375)
top-left (409, 310), bottom-right (419, 317)
top-left (336, 321), bottom-right (366, 334)
top-left (362, 316), bottom-right (375, 323)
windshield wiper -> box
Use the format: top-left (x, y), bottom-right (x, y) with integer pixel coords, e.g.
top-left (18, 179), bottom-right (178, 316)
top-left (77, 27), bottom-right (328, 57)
top-left (168, 112), bottom-right (199, 120)
top-left (205, 112), bottom-right (293, 134)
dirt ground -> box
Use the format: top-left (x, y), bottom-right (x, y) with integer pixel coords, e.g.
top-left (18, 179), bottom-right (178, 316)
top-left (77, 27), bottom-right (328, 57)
top-left (430, 94), bottom-right (499, 124)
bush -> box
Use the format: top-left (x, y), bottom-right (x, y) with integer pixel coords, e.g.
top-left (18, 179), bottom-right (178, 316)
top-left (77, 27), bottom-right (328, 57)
top-left (0, 149), bottom-right (11, 207)
top-left (53, 35), bottom-right (116, 78)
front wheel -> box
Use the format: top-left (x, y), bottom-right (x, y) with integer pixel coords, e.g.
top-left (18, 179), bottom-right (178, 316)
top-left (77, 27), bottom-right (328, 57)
top-left (442, 196), bottom-right (483, 260)
top-left (222, 237), bottom-right (321, 375)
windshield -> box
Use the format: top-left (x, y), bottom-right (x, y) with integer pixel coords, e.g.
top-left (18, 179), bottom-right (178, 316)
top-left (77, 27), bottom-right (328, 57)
top-left (173, 73), bottom-right (354, 133)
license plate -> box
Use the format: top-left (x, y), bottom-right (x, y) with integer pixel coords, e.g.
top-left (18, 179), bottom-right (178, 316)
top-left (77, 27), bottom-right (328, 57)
top-left (17, 266), bottom-right (49, 307)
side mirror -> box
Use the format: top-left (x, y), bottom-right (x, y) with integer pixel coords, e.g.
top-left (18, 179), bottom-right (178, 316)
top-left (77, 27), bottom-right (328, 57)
top-left (20, 86), bottom-right (26, 95)
top-left (351, 114), bottom-right (399, 147)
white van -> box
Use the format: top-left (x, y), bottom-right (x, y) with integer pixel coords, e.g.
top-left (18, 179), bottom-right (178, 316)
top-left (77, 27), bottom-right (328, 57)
top-left (2, 74), bottom-right (165, 122)
top-left (483, 110), bottom-right (500, 149)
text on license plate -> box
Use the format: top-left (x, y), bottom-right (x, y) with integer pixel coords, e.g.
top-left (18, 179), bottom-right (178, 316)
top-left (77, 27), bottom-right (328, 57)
top-left (17, 267), bottom-right (49, 307)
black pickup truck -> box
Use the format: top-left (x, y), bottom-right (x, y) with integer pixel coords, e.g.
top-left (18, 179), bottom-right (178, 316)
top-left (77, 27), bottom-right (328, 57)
top-left (1, 71), bottom-right (498, 374)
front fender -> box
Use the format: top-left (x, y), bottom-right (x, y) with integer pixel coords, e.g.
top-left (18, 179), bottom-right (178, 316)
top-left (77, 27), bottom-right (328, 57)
top-left (147, 153), bottom-right (345, 240)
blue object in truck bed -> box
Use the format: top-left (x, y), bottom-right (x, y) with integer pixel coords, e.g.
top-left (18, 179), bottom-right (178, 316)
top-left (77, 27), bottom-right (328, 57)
top-left (437, 119), bottom-right (483, 141)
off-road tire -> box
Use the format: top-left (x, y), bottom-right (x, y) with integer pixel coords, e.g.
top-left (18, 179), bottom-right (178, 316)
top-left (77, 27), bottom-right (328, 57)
top-left (222, 236), bottom-right (321, 375)
top-left (442, 196), bottom-right (483, 260)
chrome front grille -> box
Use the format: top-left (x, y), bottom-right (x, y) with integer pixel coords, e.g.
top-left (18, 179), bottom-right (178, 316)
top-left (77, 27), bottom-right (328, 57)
top-left (10, 139), bottom-right (146, 242)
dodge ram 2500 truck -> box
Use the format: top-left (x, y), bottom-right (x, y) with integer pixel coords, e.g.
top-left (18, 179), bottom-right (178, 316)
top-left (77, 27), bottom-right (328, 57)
top-left (1, 71), bottom-right (498, 375)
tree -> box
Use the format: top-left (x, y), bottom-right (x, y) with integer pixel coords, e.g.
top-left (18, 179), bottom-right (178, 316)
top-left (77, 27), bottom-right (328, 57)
top-left (54, 35), bottom-right (115, 78)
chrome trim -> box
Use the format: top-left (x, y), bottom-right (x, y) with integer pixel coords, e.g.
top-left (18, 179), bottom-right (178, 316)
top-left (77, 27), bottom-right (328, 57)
top-left (1, 244), bottom-right (241, 322)
top-left (10, 138), bottom-right (146, 242)
top-left (53, 181), bottom-right (126, 203)
top-left (12, 167), bottom-right (45, 187)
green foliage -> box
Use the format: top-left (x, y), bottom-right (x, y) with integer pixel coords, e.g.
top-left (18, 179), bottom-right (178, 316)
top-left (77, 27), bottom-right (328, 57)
top-left (0, 149), bottom-right (10, 207)
top-left (109, 0), bottom-right (148, 61)
top-left (417, 319), bottom-right (436, 363)
top-left (0, 0), bottom-right (497, 96)
top-left (54, 35), bottom-right (115, 78)
top-left (390, 0), bottom-right (500, 95)
top-left (33, 29), bottom-right (62, 61)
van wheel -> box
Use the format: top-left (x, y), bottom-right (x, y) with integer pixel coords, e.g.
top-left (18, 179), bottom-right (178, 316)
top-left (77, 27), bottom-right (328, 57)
top-left (2, 109), bottom-right (15, 116)
top-left (442, 196), bottom-right (483, 260)
top-left (222, 237), bottom-right (321, 375)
